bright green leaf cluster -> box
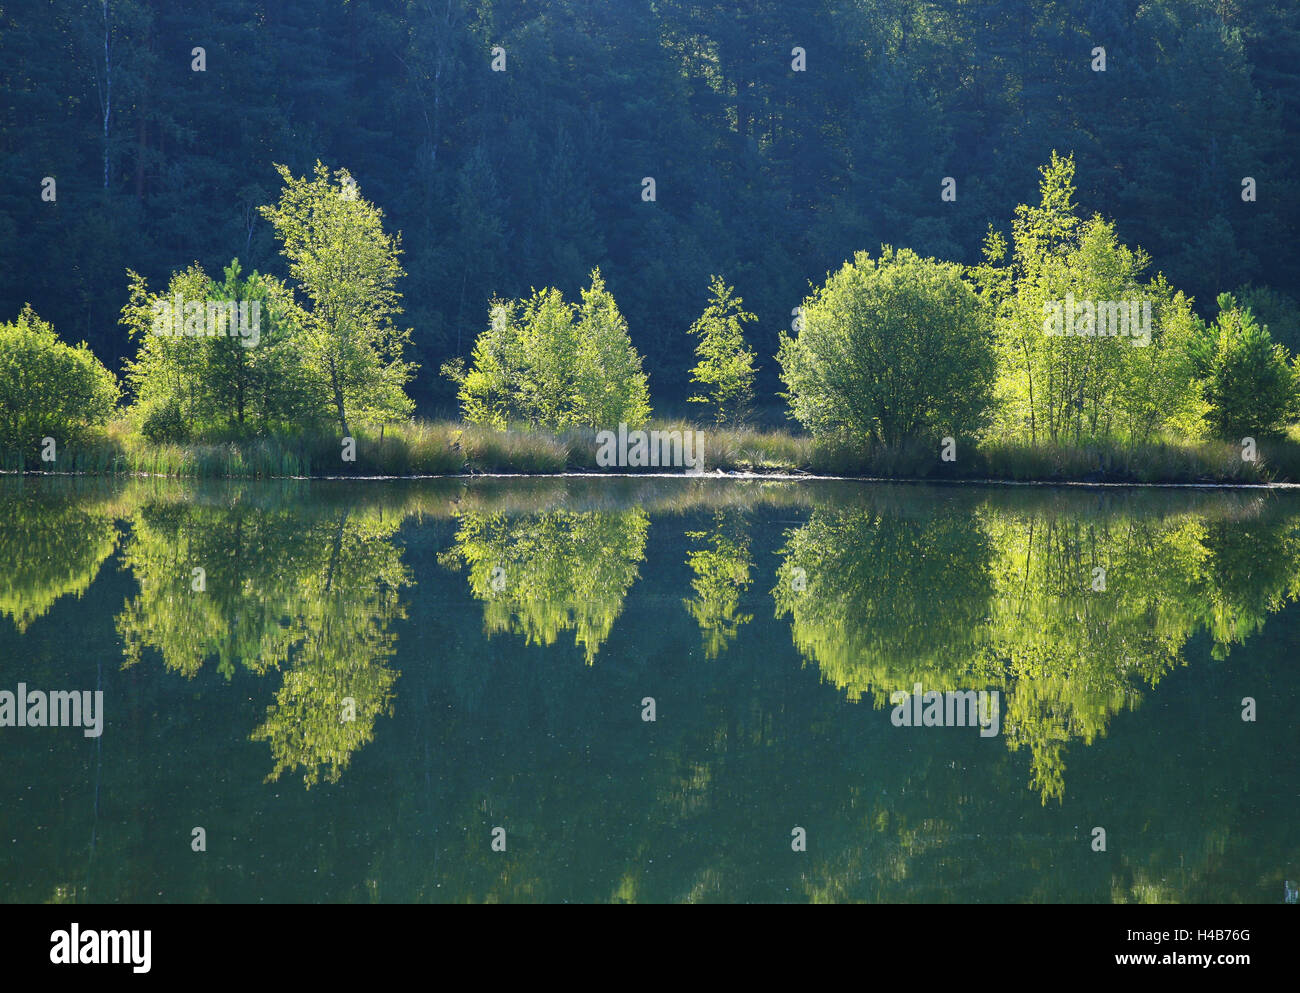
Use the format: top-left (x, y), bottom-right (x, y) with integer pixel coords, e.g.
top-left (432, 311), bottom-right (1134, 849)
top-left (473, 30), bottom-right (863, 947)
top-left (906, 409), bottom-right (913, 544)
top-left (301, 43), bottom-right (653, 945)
top-left (686, 276), bottom-right (758, 425)
top-left (777, 246), bottom-right (996, 446)
top-left (0, 305), bottom-right (120, 454)
top-left (455, 269), bottom-right (651, 430)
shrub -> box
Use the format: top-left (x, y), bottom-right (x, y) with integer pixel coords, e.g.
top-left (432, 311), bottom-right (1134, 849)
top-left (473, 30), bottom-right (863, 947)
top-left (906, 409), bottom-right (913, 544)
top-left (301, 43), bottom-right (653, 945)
top-left (777, 246), bottom-right (996, 445)
top-left (121, 260), bottom-right (318, 440)
top-left (1193, 294), bottom-right (1300, 438)
top-left (452, 269), bottom-right (651, 430)
top-left (0, 306), bottom-right (120, 454)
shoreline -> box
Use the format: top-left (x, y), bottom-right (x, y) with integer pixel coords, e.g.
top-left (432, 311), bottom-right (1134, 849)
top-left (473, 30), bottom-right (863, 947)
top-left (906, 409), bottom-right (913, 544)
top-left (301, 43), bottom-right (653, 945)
top-left (6, 466), bottom-right (1300, 490)
top-left (5, 418), bottom-right (1296, 487)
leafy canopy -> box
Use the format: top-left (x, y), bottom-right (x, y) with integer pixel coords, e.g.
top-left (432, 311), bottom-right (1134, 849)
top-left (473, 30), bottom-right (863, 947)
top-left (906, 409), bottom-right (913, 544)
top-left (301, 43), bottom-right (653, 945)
top-left (686, 276), bottom-right (758, 425)
top-left (778, 245), bottom-right (996, 446)
top-left (259, 162), bottom-right (416, 436)
top-left (453, 269), bottom-right (651, 430)
top-left (1191, 293), bottom-right (1300, 438)
top-left (0, 305), bottom-right (119, 454)
top-left (121, 260), bottom-right (308, 441)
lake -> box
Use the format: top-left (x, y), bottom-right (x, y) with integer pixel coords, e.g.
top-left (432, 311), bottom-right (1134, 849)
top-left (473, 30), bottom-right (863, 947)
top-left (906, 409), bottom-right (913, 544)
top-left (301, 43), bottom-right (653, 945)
top-left (1, 474), bottom-right (1296, 903)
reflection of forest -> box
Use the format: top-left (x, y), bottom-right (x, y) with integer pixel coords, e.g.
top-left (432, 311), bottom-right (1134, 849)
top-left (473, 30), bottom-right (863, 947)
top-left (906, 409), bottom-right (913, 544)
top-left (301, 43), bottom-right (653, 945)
top-left (442, 507), bottom-right (759, 664)
top-left (0, 485), bottom-right (119, 633)
top-left (114, 498), bottom-right (409, 787)
top-left (3, 478), bottom-right (1298, 903)
top-left (683, 511), bottom-right (755, 659)
top-left (439, 509), bottom-right (649, 664)
top-left (5, 479), bottom-right (1298, 801)
top-left (774, 494), bottom-right (1300, 802)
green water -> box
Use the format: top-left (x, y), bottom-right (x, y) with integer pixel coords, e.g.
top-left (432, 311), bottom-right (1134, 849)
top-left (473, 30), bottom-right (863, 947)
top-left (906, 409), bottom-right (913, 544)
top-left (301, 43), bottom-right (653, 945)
top-left (1, 475), bottom-right (1296, 903)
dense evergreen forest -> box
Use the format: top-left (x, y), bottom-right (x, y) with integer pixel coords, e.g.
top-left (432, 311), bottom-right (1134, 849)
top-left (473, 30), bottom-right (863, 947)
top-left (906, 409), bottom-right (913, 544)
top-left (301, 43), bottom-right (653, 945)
top-left (3, 0), bottom-right (1298, 415)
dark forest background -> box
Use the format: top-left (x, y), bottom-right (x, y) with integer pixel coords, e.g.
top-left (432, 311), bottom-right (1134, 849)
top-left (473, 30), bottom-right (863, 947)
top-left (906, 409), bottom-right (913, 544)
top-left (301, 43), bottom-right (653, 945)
top-left (2, 0), bottom-right (1297, 414)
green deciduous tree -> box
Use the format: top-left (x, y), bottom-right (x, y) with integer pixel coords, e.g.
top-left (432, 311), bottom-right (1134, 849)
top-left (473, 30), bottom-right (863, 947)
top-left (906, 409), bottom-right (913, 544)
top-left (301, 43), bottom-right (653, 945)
top-left (1233, 284), bottom-right (1300, 356)
top-left (686, 276), bottom-right (757, 424)
top-left (1192, 293), bottom-right (1300, 438)
top-left (453, 269), bottom-right (651, 430)
top-left (259, 162), bottom-right (416, 437)
top-left (0, 305), bottom-right (119, 454)
top-left (121, 260), bottom-right (310, 441)
top-left (777, 246), bottom-right (996, 446)
top-left (974, 152), bottom-right (1204, 444)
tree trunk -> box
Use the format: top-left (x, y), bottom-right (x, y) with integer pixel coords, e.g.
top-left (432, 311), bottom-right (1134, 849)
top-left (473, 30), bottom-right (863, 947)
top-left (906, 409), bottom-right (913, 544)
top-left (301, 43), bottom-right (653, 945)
top-left (101, 0), bottom-right (112, 189)
top-left (329, 356), bottom-right (350, 437)
top-left (334, 389), bottom-right (350, 438)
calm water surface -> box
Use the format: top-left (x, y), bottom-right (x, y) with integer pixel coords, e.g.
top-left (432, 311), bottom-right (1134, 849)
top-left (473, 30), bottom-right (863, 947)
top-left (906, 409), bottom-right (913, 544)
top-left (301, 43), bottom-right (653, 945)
top-left (1, 475), bottom-right (1296, 903)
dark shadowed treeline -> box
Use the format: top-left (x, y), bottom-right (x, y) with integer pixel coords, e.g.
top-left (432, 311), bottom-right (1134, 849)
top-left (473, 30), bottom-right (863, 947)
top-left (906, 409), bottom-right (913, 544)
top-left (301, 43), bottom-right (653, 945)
top-left (3, 0), bottom-right (1298, 411)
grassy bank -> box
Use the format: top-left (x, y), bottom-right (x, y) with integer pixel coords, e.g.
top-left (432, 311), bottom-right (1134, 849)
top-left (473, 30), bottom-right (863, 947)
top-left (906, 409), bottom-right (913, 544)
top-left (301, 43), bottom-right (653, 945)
top-left (3, 418), bottom-right (1298, 484)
